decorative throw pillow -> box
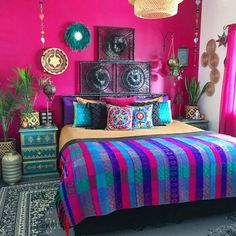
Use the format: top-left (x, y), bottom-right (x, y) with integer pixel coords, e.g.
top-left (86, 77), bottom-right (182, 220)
top-left (132, 101), bottom-right (161, 126)
top-left (135, 96), bottom-right (164, 103)
top-left (104, 96), bottom-right (136, 107)
top-left (88, 103), bottom-right (107, 129)
top-left (63, 97), bottom-right (77, 125)
top-left (77, 96), bottom-right (105, 104)
top-left (132, 104), bottom-right (154, 129)
top-left (73, 102), bottom-right (92, 127)
top-left (158, 100), bottom-right (173, 124)
top-left (106, 105), bottom-right (133, 130)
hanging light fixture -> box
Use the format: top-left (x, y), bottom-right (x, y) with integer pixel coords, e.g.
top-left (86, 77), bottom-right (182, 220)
top-left (129, 0), bottom-right (183, 19)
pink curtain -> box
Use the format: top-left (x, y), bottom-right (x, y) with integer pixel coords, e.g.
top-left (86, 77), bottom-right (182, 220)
top-left (219, 24), bottom-right (236, 136)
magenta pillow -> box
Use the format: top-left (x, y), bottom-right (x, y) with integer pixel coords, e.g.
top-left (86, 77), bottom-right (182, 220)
top-left (106, 105), bottom-right (133, 130)
top-left (104, 96), bottom-right (136, 107)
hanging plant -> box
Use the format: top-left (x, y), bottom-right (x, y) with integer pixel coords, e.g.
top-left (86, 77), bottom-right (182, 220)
top-left (65, 23), bottom-right (91, 51)
top-left (167, 34), bottom-right (183, 80)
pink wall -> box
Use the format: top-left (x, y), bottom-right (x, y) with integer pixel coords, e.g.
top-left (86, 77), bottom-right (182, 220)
top-left (0, 0), bottom-right (200, 146)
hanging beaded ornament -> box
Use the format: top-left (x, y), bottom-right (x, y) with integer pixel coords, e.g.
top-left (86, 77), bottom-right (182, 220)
top-left (39, 0), bottom-right (69, 75)
top-left (39, 0), bottom-right (45, 50)
top-left (193, 0), bottom-right (201, 69)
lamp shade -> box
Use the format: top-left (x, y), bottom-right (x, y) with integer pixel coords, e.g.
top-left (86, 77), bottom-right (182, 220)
top-left (128, 0), bottom-right (135, 4)
top-left (134, 0), bottom-right (178, 19)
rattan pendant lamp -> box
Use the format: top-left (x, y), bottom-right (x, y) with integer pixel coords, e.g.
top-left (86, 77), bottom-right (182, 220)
top-left (129, 0), bottom-right (184, 19)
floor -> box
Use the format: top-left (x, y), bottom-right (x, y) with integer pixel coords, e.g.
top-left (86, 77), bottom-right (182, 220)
top-left (1, 174), bottom-right (235, 236)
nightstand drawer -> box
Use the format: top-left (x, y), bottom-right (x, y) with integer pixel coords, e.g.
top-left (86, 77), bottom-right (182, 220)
top-left (21, 145), bottom-right (57, 160)
top-left (23, 159), bottom-right (57, 175)
top-left (20, 132), bottom-right (56, 146)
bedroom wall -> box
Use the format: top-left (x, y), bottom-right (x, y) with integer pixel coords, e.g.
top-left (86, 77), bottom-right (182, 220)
top-left (198, 0), bottom-right (236, 131)
top-left (0, 0), bottom-right (199, 144)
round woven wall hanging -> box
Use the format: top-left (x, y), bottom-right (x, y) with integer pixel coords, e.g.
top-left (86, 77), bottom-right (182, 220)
top-left (41, 48), bottom-right (69, 75)
top-left (65, 23), bottom-right (91, 51)
top-left (206, 82), bottom-right (215, 96)
top-left (209, 53), bottom-right (219, 69)
top-left (210, 68), bottom-right (220, 84)
top-left (206, 39), bottom-right (216, 54)
top-left (200, 52), bottom-right (209, 67)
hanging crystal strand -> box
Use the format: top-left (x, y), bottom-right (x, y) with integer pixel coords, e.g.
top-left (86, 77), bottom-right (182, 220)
top-left (194, 0), bottom-right (201, 69)
top-left (39, 0), bottom-right (45, 51)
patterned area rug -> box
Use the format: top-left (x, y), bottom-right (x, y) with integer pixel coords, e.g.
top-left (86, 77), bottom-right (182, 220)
top-left (208, 213), bottom-right (236, 236)
top-left (0, 180), bottom-right (61, 236)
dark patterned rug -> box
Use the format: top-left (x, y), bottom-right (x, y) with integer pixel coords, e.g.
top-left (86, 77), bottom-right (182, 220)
top-left (208, 213), bottom-right (236, 236)
top-left (0, 180), bottom-right (60, 236)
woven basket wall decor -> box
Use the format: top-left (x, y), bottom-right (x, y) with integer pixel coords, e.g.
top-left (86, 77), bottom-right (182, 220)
top-left (206, 39), bottom-right (216, 54)
top-left (20, 112), bottom-right (40, 128)
top-left (209, 53), bottom-right (219, 69)
top-left (210, 68), bottom-right (220, 84)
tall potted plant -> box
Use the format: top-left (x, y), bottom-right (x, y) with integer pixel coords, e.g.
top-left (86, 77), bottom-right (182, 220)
top-left (185, 77), bottom-right (209, 119)
top-left (14, 67), bottom-right (40, 128)
top-left (0, 88), bottom-right (21, 158)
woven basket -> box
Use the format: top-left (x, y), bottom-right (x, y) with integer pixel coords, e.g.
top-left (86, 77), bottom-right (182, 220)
top-left (134, 0), bottom-right (178, 19)
top-left (206, 39), bottom-right (216, 54)
top-left (185, 105), bottom-right (199, 119)
top-left (20, 112), bottom-right (40, 128)
top-left (0, 139), bottom-right (16, 179)
top-left (210, 68), bottom-right (220, 84)
top-left (209, 53), bottom-right (219, 69)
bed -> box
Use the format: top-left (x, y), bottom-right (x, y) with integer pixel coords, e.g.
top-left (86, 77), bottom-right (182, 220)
top-left (56, 109), bottom-right (236, 235)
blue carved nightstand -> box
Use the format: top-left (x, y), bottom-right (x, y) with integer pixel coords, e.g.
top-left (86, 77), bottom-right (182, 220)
top-left (19, 125), bottom-right (58, 176)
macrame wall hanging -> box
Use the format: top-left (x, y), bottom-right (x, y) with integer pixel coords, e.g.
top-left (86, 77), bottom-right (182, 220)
top-left (39, 0), bottom-right (68, 75)
top-left (65, 23), bottom-right (91, 51)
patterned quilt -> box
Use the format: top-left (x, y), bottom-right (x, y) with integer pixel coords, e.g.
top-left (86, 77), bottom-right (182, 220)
top-left (56, 132), bottom-right (236, 232)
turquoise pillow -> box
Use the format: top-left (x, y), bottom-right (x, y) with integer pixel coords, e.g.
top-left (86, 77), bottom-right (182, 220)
top-left (73, 102), bottom-right (91, 127)
top-left (132, 104), bottom-right (153, 129)
top-left (158, 100), bottom-right (172, 124)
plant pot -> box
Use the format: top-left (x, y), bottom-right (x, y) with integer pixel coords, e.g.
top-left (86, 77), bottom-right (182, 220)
top-left (2, 151), bottom-right (22, 185)
top-left (21, 112), bottom-right (40, 128)
top-left (185, 105), bottom-right (199, 119)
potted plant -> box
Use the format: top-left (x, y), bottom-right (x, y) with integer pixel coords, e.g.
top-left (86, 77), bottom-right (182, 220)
top-left (0, 88), bottom-right (21, 158)
top-left (185, 77), bottom-right (209, 119)
top-left (14, 67), bottom-right (40, 128)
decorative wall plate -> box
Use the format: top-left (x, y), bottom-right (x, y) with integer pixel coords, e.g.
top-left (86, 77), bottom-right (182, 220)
top-left (41, 48), bottom-right (68, 75)
top-left (98, 27), bottom-right (135, 61)
top-left (116, 62), bottom-right (150, 94)
top-left (65, 23), bottom-right (91, 51)
top-left (80, 62), bottom-right (116, 94)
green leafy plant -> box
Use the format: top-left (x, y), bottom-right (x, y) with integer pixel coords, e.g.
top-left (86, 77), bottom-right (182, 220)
top-left (13, 67), bottom-right (38, 114)
top-left (0, 88), bottom-right (21, 141)
top-left (185, 77), bottom-right (209, 106)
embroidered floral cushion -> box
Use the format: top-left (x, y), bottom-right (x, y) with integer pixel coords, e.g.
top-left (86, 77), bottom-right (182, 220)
top-left (106, 105), bottom-right (133, 130)
top-left (132, 104), bottom-right (153, 129)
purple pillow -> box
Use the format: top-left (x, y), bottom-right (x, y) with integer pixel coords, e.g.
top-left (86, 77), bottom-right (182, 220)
top-left (63, 97), bottom-right (77, 125)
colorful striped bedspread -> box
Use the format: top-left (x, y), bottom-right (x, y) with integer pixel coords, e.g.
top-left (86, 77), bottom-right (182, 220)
top-left (56, 132), bottom-right (236, 231)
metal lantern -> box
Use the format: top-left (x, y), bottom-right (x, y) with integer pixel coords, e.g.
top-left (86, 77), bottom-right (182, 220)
top-left (2, 151), bottom-right (22, 185)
